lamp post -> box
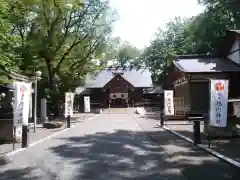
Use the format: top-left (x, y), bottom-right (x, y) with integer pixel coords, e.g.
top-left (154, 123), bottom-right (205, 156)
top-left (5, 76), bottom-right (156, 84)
top-left (0, 92), bottom-right (6, 100)
top-left (33, 70), bottom-right (42, 133)
top-left (0, 93), bottom-right (6, 109)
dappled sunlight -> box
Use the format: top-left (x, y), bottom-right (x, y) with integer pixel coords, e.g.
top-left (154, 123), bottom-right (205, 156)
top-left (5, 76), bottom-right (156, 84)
top-left (1, 114), bottom-right (240, 179)
top-left (0, 167), bottom-right (42, 180)
top-left (165, 154), bottom-right (216, 166)
top-left (161, 144), bottom-right (193, 153)
top-left (134, 116), bottom-right (240, 180)
top-left (76, 143), bottom-right (94, 148)
top-left (49, 129), bottom-right (186, 180)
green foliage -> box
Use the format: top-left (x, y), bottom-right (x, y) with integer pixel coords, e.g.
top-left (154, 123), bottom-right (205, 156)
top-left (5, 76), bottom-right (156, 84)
top-left (0, 0), bottom-right (117, 115)
top-left (1, 0), bottom-right (116, 91)
top-left (0, 2), bottom-right (20, 72)
top-left (142, 1), bottom-right (240, 83)
top-left (102, 37), bottom-right (141, 67)
top-left (141, 17), bottom-right (192, 83)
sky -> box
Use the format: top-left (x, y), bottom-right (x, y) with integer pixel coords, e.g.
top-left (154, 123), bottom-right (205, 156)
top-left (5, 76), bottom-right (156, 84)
top-left (109, 0), bottom-right (205, 49)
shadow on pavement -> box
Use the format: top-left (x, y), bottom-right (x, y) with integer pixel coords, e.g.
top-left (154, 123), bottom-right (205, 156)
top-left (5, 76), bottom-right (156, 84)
top-left (164, 123), bottom-right (240, 162)
top-left (146, 128), bottom-right (239, 180)
top-left (49, 129), bottom-right (240, 180)
top-left (0, 168), bottom-right (40, 180)
top-left (0, 158), bottom-right (39, 180)
top-left (0, 127), bottom-right (240, 179)
top-left (50, 131), bottom-right (184, 180)
top-left (0, 156), bottom-right (51, 180)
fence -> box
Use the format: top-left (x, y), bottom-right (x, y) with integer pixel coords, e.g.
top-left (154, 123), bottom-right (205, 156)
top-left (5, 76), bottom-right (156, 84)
top-left (173, 97), bottom-right (189, 116)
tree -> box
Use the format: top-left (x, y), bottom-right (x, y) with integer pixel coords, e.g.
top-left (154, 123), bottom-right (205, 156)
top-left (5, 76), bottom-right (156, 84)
top-left (0, 2), bottom-right (20, 83)
top-left (141, 17), bottom-right (192, 83)
top-left (116, 42), bottom-right (141, 66)
top-left (185, 7), bottom-right (235, 54)
top-left (142, 0), bottom-right (240, 84)
top-left (198, 0), bottom-right (240, 28)
top-left (5, 0), bottom-right (116, 115)
top-left (8, 0), bottom-right (114, 83)
top-left (103, 37), bottom-right (141, 67)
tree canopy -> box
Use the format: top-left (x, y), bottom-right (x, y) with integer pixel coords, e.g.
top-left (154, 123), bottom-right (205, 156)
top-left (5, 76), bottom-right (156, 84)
top-left (1, 0), bottom-right (117, 86)
top-left (141, 0), bottom-right (240, 83)
top-left (0, 0), bottom-right (118, 115)
top-left (102, 37), bottom-right (141, 67)
top-left (2, 0), bottom-right (240, 114)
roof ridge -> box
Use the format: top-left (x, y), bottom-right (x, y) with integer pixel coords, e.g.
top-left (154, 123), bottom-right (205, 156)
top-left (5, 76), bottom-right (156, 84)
top-left (175, 54), bottom-right (216, 59)
top-left (102, 67), bottom-right (150, 70)
top-left (173, 56), bottom-right (240, 73)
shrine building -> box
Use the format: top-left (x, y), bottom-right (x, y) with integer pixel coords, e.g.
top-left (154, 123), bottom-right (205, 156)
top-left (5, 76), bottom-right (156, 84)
top-left (76, 67), bottom-right (153, 109)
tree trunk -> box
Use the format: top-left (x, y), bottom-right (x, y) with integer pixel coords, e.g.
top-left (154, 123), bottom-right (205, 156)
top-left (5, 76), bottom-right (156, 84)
top-left (47, 78), bottom-right (61, 117)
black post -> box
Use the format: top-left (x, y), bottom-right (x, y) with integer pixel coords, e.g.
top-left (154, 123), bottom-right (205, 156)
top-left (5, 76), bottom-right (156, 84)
top-left (22, 125), bottom-right (29, 148)
top-left (208, 126), bottom-right (211, 148)
top-left (13, 126), bottom-right (16, 150)
top-left (193, 120), bottom-right (201, 145)
top-left (160, 93), bottom-right (164, 127)
top-left (67, 115), bottom-right (71, 128)
top-left (160, 109), bottom-right (164, 126)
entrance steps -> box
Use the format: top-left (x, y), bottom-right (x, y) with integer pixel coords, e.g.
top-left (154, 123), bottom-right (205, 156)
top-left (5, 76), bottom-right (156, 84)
top-left (102, 108), bottom-right (135, 114)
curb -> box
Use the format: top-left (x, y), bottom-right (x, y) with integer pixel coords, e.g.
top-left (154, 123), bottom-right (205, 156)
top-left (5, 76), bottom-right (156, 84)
top-left (4, 114), bottom-right (100, 157)
top-left (160, 124), bottom-right (240, 169)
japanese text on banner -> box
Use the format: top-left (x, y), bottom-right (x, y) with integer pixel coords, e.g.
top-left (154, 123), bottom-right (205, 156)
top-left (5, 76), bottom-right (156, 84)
top-left (65, 93), bottom-right (74, 117)
top-left (13, 81), bottom-right (31, 126)
top-left (164, 90), bottom-right (174, 116)
top-left (209, 80), bottom-right (229, 127)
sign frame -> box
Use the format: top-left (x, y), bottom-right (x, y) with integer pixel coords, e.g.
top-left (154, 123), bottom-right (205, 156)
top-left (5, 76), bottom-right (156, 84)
top-left (209, 79), bottom-right (229, 127)
top-left (164, 90), bottom-right (174, 116)
top-left (65, 92), bottom-right (75, 117)
top-left (13, 81), bottom-right (31, 126)
top-left (84, 96), bottom-right (91, 113)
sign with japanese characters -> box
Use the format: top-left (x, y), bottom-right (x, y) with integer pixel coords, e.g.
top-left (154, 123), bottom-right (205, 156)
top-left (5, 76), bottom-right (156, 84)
top-left (209, 79), bottom-right (229, 127)
top-left (84, 96), bottom-right (91, 113)
top-left (13, 81), bottom-right (31, 126)
top-left (65, 92), bottom-right (75, 117)
top-left (164, 90), bottom-right (174, 116)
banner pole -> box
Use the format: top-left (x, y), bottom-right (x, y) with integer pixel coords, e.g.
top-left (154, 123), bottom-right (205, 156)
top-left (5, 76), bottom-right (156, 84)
top-left (109, 104), bottom-right (110, 115)
top-left (208, 126), bottom-right (211, 148)
top-left (12, 125), bottom-right (15, 150)
top-left (208, 79), bottom-right (211, 148)
top-left (67, 115), bottom-right (71, 128)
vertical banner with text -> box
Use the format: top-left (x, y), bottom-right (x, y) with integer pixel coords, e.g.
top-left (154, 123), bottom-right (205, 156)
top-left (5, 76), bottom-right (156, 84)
top-left (209, 79), bottom-right (229, 127)
top-left (65, 92), bottom-right (75, 117)
top-left (13, 81), bottom-right (31, 126)
top-left (84, 96), bottom-right (91, 113)
top-left (164, 90), bottom-right (174, 116)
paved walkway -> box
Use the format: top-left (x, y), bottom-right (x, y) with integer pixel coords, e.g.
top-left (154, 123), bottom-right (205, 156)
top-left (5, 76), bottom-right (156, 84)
top-left (145, 111), bottom-right (240, 163)
top-left (0, 113), bottom-right (240, 179)
top-left (135, 116), bottom-right (240, 180)
top-left (165, 121), bottom-right (240, 162)
top-left (0, 113), bottom-right (186, 180)
top-left (0, 113), bottom-right (94, 155)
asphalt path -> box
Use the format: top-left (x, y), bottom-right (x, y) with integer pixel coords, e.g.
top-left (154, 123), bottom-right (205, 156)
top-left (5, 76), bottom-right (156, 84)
top-left (0, 113), bottom-right (239, 180)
